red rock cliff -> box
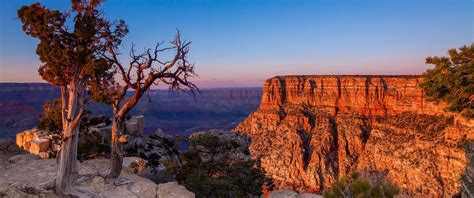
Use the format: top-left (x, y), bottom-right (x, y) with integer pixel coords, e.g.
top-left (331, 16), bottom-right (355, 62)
top-left (259, 75), bottom-right (446, 116)
top-left (235, 75), bottom-right (473, 197)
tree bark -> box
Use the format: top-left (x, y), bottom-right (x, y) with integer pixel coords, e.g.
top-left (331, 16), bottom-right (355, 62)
top-left (107, 103), bottom-right (125, 179)
top-left (55, 81), bottom-right (84, 195)
top-left (107, 92), bottom-right (142, 179)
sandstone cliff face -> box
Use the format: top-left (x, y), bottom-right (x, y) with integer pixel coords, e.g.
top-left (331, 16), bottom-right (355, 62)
top-left (234, 75), bottom-right (473, 197)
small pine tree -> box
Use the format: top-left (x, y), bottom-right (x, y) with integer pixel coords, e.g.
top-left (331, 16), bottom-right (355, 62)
top-left (38, 99), bottom-right (63, 153)
top-left (38, 99), bottom-right (62, 135)
top-left (421, 44), bottom-right (474, 119)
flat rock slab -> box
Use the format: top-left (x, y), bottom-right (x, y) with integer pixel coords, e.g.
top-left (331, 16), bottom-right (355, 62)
top-left (0, 155), bottom-right (194, 198)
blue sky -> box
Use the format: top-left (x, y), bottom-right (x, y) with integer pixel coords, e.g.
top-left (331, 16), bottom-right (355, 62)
top-left (0, 0), bottom-right (472, 87)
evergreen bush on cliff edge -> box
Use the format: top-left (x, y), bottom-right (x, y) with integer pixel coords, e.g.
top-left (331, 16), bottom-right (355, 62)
top-left (324, 171), bottom-right (399, 198)
top-left (165, 133), bottom-right (270, 197)
top-left (421, 43), bottom-right (474, 119)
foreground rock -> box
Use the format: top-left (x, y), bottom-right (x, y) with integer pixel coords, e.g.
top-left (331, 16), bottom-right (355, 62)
top-left (0, 154), bottom-right (194, 198)
top-left (269, 190), bottom-right (322, 198)
top-left (123, 130), bottom-right (181, 173)
top-left (0, 138), bottom-right (26, 164)
top-left (157, 182), bottom-right (195, 198)
top-left (15, 115), bottom-right (145, 159)
top-left (189, 130), bottom-right (251, 162)
top-left (235, 75), bottom-right (474, 197)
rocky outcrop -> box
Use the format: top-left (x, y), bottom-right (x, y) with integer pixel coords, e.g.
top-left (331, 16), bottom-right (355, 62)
top-left (234, 75), bottom-right (473, 197)
top-left (123, 129), bottom-right (181, 172)
top-left (188, 130), bottom-right (251, 162)
top-left (156, 182), bottom-right (195, 198)
top-left (15, 116), bottom-right (145, 158)
top-left (15, 128), bottom-right (51, 158)
top-left (0, 154), bottom-right (194, 198)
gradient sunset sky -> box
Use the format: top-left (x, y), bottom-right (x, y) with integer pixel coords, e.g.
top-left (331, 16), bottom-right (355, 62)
top-left (0, 0), bottom-right (472, 88)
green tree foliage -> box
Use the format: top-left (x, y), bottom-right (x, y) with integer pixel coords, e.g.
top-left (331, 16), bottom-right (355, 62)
top-left (166, 134), bottom-right (269, 197)
top-left (324, 172), bottom-right (399, 198)
top-left (17, 1), bottom-right (126, 93)
top-left (38, 99), bottom-right (62, 135)
top-left (17, 1), bottom-right (128, 194)
top-left (37, 99), bottom-right (109, 160)
top-left (421, 44), bottom-right (474, 119)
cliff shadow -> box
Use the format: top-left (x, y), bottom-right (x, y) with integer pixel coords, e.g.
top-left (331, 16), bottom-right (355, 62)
top-left (460, 141), bottom-right (474, 197)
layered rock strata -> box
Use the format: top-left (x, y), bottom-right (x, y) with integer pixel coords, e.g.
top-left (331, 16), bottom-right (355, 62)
top-left (234, 75), bottom-right (473, 197)
top-left (15, 128), bottom-right (51, 158)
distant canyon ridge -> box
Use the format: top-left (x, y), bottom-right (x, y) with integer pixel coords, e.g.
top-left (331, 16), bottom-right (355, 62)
top-left (234, 75), bottom-right (473, 197)
top-left (0, 83), bottom-right (261, 138)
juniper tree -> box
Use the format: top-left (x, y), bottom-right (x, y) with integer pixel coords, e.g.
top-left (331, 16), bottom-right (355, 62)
top-left (421, 44), bottom-right (474, 119)
top-left (100, 30), bottom-right (198, 178)
top-left (17, 0), bottom-right (127, 195)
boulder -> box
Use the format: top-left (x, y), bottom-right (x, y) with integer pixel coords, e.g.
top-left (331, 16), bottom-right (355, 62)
top-left (125, 116), bottom-right (144, 137)
top-left (28, 138), bottom-right (50, 154)
top-left (269, 190), bottom-right (322, 198)
top-left (157, 182), bottom-right (195, 198)
top-left (123, 157), bottom-right (148, 174)
top-left (123, 134), bottom-right (180, 171)
top-left (269, 190), bottom-right (298, 198)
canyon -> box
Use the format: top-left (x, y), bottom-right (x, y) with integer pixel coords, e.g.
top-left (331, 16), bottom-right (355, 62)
top-left (0, 83), bottom-right (261, 138)
top-left (234, 75), bottom-right (473, 197)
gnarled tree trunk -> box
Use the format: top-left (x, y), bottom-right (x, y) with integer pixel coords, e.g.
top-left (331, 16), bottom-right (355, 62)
top-left (55, 81), bottom-right (84, 195)
top-left (107, 93), bottom-right (140, 178)
top-left (104, 31), bottom-right (197, 179)
top-left (108, 111), bottom-right (125, 178)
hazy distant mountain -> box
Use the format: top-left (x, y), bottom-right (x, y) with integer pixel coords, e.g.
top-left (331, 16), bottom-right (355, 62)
top-left (0, 83), bottom-right (262, 138)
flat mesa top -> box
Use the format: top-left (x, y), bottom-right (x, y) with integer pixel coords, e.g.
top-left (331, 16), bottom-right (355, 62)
top-left (272, 75), bottom-right (423, 78)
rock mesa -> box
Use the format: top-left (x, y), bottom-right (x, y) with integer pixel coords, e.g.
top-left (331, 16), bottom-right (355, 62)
top-left (234, 75), bottom-right (473, 197)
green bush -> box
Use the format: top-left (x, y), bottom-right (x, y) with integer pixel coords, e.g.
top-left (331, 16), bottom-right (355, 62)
top-left (421, 44), bottom-right (474, 119)
top-left (37, 99), bottom-right (108, 160)
top-left (166, 133), bottom-right (270, 197)
top-left (324, 171), bottom-right (400, 198)
top-left (38, 99), bottom-right (62, 138)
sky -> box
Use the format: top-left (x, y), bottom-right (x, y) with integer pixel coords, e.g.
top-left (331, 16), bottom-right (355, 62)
top-left (0, 0), bottom-right (472, 88)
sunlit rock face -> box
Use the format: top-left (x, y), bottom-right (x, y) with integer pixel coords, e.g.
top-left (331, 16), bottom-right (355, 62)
top-left (15, 116), bottom-right (145, 158)
top-left (234, 75), bottom-right (473, 197)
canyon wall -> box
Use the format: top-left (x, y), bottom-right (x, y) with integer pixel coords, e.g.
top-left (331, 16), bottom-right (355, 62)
top-left (234, 75), bottom-right (473, 197)
top-left (258, 75), bottom-right (446, 116)
top-left (0, 83), bottom-right (261, 138)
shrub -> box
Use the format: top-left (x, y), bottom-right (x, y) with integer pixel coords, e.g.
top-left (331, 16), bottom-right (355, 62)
top-left (38, 99), bottom-right (62, 144)
top-left (166, 133), bottom-right (270, 197)
top-left (38, 99), bottom-right (108, 160)
top-left (421, 44), bottom-right (474, 119)
top-left (324, 171), bottom-right (400, 198)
